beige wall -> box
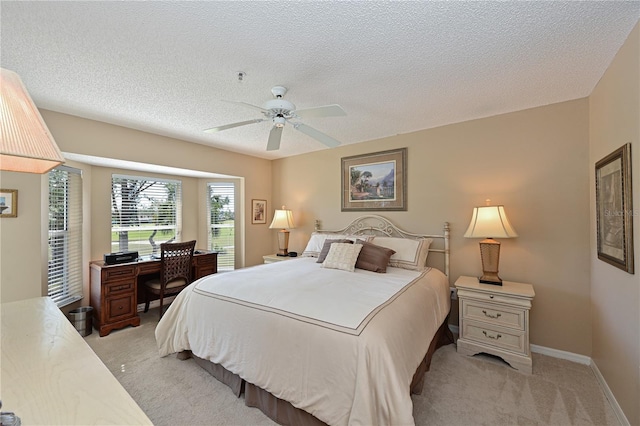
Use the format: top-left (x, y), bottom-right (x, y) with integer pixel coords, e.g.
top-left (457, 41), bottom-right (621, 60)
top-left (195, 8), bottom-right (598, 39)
top-left (589, 22), bottom-right (639, 425)
top-left (273, 98), bottom-right (592, 355)
top-left (0, 110), bottom-right (273, 307)
top-left (0, 171), bottom-right (47, 303)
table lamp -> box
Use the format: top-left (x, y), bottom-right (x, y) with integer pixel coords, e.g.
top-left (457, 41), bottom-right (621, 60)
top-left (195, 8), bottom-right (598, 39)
top-left (1, 68), bottom-right (65, 173)
top-left (269, 206), bottom-right (296, 256)
top-left (464, 201), bottom-right (518, 285)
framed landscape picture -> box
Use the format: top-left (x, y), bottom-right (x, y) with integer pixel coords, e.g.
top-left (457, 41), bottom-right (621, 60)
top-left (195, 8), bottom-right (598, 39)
top-left (595, 143), bottom-right (634, 274)
top-left (341, 148), bottom-right (407, 211)
top-left (252, 199), bottom-right (267, 224)
top-left (0, 189), bottom-right (18, 218)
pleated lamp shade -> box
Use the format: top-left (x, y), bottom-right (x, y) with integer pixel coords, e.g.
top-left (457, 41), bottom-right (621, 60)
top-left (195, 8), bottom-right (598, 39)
top-left (1, 68), bottom-right (65, 174)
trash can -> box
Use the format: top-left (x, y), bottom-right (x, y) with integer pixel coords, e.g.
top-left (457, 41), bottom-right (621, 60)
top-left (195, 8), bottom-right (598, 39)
top-left (68, 306), bottom-right (93, 337)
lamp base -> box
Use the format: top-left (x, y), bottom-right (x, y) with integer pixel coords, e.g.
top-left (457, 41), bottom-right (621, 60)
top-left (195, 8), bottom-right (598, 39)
top-left (478, 238), bottom-right (503, 286)
top-left (479, 274), bottom-right (503, 286)
top-left (276, 229), bottom-right (290, 257)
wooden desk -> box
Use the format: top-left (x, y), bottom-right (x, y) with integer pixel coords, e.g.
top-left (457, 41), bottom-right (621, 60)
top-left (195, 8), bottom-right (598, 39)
top-left (90, 250), bottom-right (217, 336)
top-left (1, 297), bottom-right (152, 424)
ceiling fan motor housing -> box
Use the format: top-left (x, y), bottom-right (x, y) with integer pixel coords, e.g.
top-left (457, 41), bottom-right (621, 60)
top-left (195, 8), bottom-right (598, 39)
top-left (262, 99), bottom-right (296, 119)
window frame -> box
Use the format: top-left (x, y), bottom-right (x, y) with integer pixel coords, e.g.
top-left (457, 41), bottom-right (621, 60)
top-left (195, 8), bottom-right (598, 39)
top-left (110, 174), bottom-right (182, 256)
top-left (48, 165), bottom-right (83, 307)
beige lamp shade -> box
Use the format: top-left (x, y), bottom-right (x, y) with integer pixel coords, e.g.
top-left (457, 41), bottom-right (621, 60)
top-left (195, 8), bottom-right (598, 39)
top-left (464, 205), bottom-right (518, 239)
top-left (269, 206), bottom-right (295, 256)
top-left (464, 204), bottom-right (517, 285)
top-left (269, 207), bottom-right (296, 230)
top-left (0, 68), bottom-right (65, 174)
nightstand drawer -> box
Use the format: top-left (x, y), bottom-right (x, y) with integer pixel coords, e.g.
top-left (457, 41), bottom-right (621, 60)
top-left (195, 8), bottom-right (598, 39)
top-left (457, 288), bottom-right (532, 309)
top-left (462, 321), bottom-right (525, 353)
top-left (462, 299), bottom-right (525, 330)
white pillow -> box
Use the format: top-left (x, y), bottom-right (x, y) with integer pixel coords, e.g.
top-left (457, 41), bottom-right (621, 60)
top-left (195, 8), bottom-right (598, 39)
top-left (369, 237), bottom-right (433, 271)
top-left (301, 232), bottom-right (370, 257)
top-left (321, 243), bottom-right (363, 272)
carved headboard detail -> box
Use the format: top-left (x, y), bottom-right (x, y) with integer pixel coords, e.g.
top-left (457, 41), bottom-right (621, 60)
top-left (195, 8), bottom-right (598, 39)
top-left (314, 215), bottom-right (450, 279)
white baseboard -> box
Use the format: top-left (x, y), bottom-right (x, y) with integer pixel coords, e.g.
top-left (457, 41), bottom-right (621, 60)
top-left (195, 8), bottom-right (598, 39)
top-left (530, 344), bottom-right (591, 365)
top-left (590, 358), bottom-right (630, 426)
top-left (447, 326), bottom-right (628, 425)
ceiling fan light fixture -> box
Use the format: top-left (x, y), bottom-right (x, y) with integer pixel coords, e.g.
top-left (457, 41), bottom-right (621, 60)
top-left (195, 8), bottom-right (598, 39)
top-left (274, 116), bottom-right (286, 128)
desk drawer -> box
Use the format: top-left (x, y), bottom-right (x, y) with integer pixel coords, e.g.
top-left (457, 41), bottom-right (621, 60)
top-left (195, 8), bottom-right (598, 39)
top-left (105, 280), bottom-right (135, 296)
top-left (137, 262), bottom-right (160, 275)
top-left (196, 254), bottom-right (217, 265)
top-left (462, 299), bottom-right (525, 330)
top-left (103, 265), bottom-right (136, 281)
top-left (106, 294), bottom-right (135, 321)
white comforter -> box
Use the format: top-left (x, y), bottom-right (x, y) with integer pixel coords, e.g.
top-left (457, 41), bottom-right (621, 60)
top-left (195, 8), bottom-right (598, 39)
top-left (156, 257), bottom-right (450, 426)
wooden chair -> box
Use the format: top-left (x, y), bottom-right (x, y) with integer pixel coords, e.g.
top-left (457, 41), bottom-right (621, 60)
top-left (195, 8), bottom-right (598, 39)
top-left (143, 240), bottom-right (196, 319)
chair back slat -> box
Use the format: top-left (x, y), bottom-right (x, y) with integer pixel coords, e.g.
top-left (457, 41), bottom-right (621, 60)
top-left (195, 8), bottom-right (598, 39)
top-left (160, 240), bottom-right (196, 286)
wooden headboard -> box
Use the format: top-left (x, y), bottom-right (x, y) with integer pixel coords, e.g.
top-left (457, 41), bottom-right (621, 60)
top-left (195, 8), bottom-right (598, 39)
top-left (314, 215), bottom-right (450, 279)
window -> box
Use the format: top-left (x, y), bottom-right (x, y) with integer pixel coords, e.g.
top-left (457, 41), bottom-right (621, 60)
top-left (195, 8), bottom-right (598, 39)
top-left (207, 182), bottom-right (235, 270)
top-left (48, 166), bottom-right (83, 307)
top-left (111, 175), bottom-right (182, 256)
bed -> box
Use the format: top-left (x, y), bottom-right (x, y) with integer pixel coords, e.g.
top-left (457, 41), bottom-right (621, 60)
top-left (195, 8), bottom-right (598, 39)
top-left (156, 215), bottom-right (453, 426)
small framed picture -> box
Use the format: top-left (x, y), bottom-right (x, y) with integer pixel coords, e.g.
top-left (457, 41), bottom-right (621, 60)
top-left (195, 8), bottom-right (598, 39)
top-left (252, 199), bottom-right (267, 224)
top-left (595, 143), bottom-right (634, 273)
top-left (0, 189), bottom-right (18, 218)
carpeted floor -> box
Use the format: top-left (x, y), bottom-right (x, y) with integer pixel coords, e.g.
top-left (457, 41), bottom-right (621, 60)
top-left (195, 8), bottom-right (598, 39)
top-left (86, 309), bottom-right (619, 426)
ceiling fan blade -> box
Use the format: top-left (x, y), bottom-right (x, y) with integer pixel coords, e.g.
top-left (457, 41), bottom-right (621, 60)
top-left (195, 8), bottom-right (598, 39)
top-left (222, 100), bottom-right (269, 113)
top-left (293, 123), bottom-right (342, 148)
top-left (204, 118), bottom-right (264, 133)
top-left (267, 126), bottom-right (283, 151)
top-left (295, 104), bottom-right (346, 118)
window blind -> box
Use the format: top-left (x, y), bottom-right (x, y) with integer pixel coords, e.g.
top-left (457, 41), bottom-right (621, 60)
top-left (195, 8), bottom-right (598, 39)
top-left (207, 182), bottom-right (235, 270)
top-left (111, 174), bottom-right (182, 256)
top-left (48, 166), bottom-right (83, 307)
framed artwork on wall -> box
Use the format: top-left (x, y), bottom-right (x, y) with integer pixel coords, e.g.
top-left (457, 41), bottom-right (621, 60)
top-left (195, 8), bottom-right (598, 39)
top-left (0, 189), bottom-right (18, 218)
top-left (341, 148), bottom-right (407, 211)
top-left (595, 143), bottom-right (634, 274)
top-left (252, 199), bottom-right (267, 224)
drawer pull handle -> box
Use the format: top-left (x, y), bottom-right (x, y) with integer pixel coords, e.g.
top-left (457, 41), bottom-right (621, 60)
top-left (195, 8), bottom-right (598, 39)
top-left (482, 330), bottom-right (502, 340)
top-left (118, 305), bottom-right (123, 310)
top-left (489, 295), bottom-right (494, 299)
top-left (482, 310), bottom-right (501, 319)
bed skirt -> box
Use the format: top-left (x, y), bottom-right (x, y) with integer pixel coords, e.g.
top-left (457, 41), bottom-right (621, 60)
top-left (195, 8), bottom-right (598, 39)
top-left (188, 313), bottom-right (454, 426)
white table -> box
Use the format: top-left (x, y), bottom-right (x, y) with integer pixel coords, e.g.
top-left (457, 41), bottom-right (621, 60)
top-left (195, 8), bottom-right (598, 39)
top-left (1, 297), bottom-right (152, 425)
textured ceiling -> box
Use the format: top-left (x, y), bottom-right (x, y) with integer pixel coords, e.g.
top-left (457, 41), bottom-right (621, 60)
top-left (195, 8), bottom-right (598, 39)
top-left (1, 1), bottom-right (639, 160)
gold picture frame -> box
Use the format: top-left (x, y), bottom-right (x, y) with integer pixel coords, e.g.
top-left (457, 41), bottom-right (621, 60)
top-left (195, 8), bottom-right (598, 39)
top-left (0, 189), bottom-right (18, 218)
top-left (252, 199), bottom-right (267, 224)
top-left (595, 143), bottom-right (634, 273)
top-left (341, 148), bottom-right (407, 211)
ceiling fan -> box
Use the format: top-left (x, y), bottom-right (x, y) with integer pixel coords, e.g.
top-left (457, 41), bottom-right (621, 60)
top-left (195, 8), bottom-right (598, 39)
top-left (204, 86), bottom-right (346, 151)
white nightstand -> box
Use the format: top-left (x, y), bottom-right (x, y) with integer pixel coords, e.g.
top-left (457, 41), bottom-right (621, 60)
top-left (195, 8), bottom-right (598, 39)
top-left (263, 254), bottom-right (295, 264)
top-left (455, 275), bottom-right (535, 374)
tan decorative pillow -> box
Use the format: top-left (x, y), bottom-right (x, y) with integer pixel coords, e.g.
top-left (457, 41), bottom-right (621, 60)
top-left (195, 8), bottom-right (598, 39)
top-left (321, 243), bottom-right (363, 272)
top-left (355, 240), bottom-right (396, 273)
top-left (369, 237), bottom-right (433, 271)
top-left (316, 239), bottom-right (354, 263)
